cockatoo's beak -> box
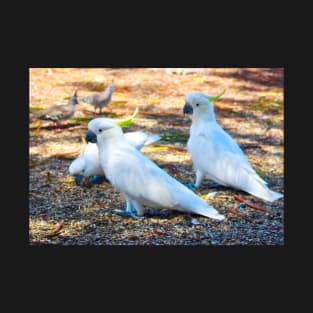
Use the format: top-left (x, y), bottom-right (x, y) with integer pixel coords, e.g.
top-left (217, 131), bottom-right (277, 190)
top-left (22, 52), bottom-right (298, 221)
top-left (85, 130), bottom-right (97, 143)
top-left (183, 103), bottom-right (193, 115)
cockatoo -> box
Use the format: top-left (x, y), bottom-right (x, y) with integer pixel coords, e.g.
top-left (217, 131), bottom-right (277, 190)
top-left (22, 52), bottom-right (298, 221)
top-left (183, 91), bottom-right (283, 202)
top-left (81, 79), bottom-right (115, 114)
top-left (69, 131), bottom-right (161, 178)
top-left (70, 107), bottom-right (142, 184)
top-left (85, 118), bottom-right (224, 220)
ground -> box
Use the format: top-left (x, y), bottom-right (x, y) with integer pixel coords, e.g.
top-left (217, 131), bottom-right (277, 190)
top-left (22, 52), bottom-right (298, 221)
top-left (29, 68), bottom-right (284, 245)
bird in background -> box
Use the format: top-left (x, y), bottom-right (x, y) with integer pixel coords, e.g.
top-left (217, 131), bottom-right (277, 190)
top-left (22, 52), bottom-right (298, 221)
top-left (183, 91), bottom-right (283, 202)
top-left (81, 79), bottom-right (115, 115)
top-left (85, 118), bottom-right (225, 220)
top-left (30, 89), bottom-right (78, 128)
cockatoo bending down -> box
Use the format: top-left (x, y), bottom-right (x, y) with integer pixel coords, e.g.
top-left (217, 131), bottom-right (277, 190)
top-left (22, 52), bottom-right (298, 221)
top-left (183, 92), bottom-right (283, 202)
top-left (69, 131), bottom-right (161, 183)
top-left (85, 118), bottom-right (224, 220)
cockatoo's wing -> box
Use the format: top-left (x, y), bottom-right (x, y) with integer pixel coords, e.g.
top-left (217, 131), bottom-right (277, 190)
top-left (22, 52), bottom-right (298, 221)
top-left (124, 131), bottom-right (160, 150)
top-left (102, 143), bottom-right (224, 220)
top-left (69, 143), bottom-right (104, 177)
top-left (68, 131), bottom-right (160, 177)
top-left (69, 154), bottom-right (86, 176)
top-left (82, 143), bottom-right (104, 176)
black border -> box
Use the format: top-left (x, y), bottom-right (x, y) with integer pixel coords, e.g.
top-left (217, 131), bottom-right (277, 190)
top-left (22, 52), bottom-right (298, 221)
top-left (8, 33), bottom-right (298, 305)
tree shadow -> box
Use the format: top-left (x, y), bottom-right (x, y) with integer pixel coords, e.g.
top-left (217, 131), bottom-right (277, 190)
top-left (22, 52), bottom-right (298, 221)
top-left (60, 81), bottom-right (107, 92)
top-left (31, 122), bottom-right (81, 131)
top-left (212, 68), bottom-right (284, 88)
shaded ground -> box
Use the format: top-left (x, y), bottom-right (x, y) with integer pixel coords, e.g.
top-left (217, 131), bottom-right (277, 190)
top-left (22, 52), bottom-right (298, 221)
top-left (29, 68), bottom-right (284, 245)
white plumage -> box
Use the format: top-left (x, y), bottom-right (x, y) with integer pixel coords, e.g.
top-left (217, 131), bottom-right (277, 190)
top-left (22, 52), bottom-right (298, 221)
top-left (183, 92), bottom-right (283, 202)
top-left (69, 131), bottom-right (160, 177)
top-left (86, 118), bottom-right (224, 220)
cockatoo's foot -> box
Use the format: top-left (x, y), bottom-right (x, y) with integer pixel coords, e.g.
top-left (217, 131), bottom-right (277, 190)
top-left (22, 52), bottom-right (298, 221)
top-left (186, 182), bottom-right (197, 190)
top-left (111, 209), bottom-right (144, 219)
top-left (109, 209), bottom-right (133, 216)
top-left (74, 175), bottom-right (84, 185)
top-left (113, 209), bottom-right (130, 214)
top-left (89, 176), bottom-right (106, 184)
top-left (238, 203), bottom-right (246, 211)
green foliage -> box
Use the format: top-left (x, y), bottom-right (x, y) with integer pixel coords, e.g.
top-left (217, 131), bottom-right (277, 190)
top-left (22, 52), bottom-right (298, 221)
top-left (149, 145), bottom-right (169, 151)
top-left (110, 101), bottom-right (126, 108)
top-left (29, 106), bottom-right (44, 113)
top-left (265, 116), bottom-right (281, 125)
top-left (70, 117), bottom-right (90, 123)
top-left (161, 133), bottom-right (189, 143)
top-left (253, 167), bottom-right (264, 179)
top-left (250, 100), bottom-right (283, 112)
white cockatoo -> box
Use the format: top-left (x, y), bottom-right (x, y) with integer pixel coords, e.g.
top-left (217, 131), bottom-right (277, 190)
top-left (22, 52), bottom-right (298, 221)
top-left (69, 107), bottom-right (141, 184)
top-left (69, 131), bottom-right (161, 177)
top-left (85, 118), bottom-right (225, 220)
top-left (183, 91), bottom-right (283, 202)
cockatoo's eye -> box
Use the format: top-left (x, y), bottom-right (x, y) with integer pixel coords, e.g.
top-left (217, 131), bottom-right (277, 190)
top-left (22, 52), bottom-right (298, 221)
top-left (98, 128), bottom-right (102, 133)
top-left (196, 103), bottom-right (199, 107)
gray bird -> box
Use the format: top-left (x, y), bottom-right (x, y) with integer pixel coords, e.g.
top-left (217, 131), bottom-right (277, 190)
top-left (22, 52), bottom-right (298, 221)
top-left (81, 79), bottom-right (115, 114)
top-left (31, 89), bottom-right (79, 128)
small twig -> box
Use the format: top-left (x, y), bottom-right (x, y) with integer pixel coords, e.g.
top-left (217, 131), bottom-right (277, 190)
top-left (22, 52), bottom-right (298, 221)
top-left (227, 208), bottom-right (255, 223)
top-left (45, 220), bottom-right (64, 237)
top-left (233, 194), bottom-right (271, 213)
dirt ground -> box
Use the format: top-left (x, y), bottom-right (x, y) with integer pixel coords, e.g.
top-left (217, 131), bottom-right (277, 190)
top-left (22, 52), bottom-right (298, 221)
top-left (29, 68), bottom-right (284, 245)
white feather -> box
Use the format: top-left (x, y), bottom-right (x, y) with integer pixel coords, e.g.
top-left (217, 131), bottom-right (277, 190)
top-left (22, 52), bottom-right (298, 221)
top-left (69, 131), bottom-right (160, 177)
top-left (124, 131), bottom-right (160, 150)
top-left (87, 118), bottom-right (224, 220)
top-left (69, 143), bottom-right (103, 177)
top-left (184, 92), bottom-right (283, 202)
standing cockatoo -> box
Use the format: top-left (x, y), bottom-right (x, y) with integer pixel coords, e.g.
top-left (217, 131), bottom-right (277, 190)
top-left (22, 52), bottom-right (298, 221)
top-left (183, 91), bottom-right (283, 202)
top-left (85, 118), bottom-right (224, 220)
